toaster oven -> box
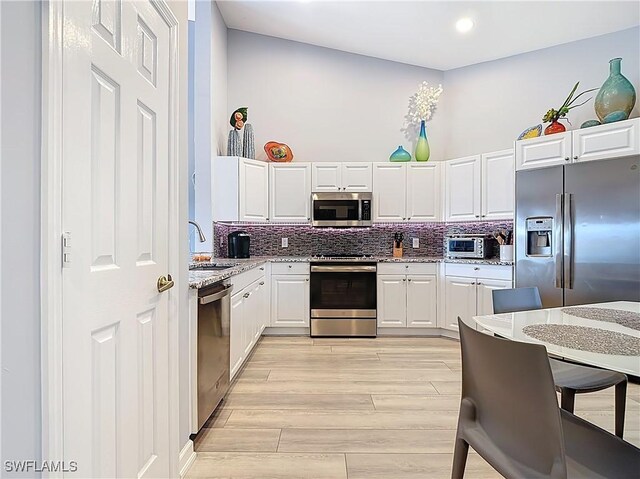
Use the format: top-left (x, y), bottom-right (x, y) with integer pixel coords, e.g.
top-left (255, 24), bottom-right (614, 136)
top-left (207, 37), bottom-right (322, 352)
top-left (445, 235), bottom-right (491, 259)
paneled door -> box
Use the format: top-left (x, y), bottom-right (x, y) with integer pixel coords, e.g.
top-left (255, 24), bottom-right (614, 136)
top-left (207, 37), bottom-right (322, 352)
top-left (61, 1), bottom-right (177, 477)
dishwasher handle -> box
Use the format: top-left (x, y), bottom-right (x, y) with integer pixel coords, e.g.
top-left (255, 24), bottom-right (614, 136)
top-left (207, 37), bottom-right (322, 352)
top-left (199, 284), bottom-right (234, 304)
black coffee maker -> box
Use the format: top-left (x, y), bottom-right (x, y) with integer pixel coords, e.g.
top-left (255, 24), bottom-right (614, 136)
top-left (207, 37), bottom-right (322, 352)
top-left (227, 231), bottom-right (250, 258)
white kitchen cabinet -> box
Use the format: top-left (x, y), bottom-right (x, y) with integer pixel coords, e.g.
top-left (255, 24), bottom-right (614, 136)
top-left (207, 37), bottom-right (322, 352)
top-left (477, 279), bottom-right (513, 317)
top-left (516, 119), bottom-right (640, 171)
top-left (572, 117), bottom-right (639, 163)
top-left (271, 274), bottom-right (310, 327)
top-left (269, 163), bottom-right (312, 222)
top-left (407, 163), bottom-right (441, 222)
top-left (230, 291), bottom-right (245, 379)
top-left (407, 275), bottom-right (437, 328)
top-left (444, 155), bottom-right (482, 221)
top-left (481, 149), bottom-right (514, 220)
top-left (443, 276), bottom-right (477, 331)
top-left (373, 163), bottom-right (406, 222)
top-left (377, 275), bottom-right (407, 327)
top-left (515, 132), bottom-right (572, 171)
top-left (212, 156), bottom-right (269, 222)
top-left (341, 163), bottom-right (373, 191)
top-left (442, 264), bottom-right (513, 332)
top-left (312, 162), bottom-right (372, 192)
top-left (377, 263), bottom-right (438, 329)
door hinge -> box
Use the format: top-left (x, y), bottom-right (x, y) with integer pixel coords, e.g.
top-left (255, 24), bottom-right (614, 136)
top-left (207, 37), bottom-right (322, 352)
top-left (62, 232), bottom-right (72, 268)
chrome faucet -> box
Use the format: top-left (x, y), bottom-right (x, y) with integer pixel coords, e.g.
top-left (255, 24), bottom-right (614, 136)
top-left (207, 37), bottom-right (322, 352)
top-left (189, 220), bottom-right (207, 243)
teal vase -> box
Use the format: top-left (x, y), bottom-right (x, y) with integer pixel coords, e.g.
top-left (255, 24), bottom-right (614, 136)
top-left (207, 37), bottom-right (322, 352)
top-left (389, 145), bottom-right (411, 162)
top-left (415, 120), bottom-right (430, 162)
top-left (594, 58), bottom-right (636, 123)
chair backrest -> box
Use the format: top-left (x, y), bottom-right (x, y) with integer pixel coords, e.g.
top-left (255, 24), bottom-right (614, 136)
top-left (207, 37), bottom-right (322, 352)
top-left (492, 287), bottom-right (542, 314)
top-left (457, 318), bottom-right (567, 478)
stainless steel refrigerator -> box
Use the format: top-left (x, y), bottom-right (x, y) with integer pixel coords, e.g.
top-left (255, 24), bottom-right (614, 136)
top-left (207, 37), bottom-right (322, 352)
top-left (515, 155), bottom-right (640, 308)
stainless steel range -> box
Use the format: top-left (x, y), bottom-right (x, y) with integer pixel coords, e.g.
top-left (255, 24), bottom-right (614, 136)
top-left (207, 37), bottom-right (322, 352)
top-left (310, 255), bottom-right (377, 337)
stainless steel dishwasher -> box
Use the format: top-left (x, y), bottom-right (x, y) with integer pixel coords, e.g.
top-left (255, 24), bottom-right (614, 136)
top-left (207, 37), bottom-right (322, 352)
top-left (197, 283), bottom-right (233, 431)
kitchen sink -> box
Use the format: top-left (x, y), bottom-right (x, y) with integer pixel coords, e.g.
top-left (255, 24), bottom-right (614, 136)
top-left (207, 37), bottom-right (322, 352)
top-left (189, 264), bottom-right (237, 271)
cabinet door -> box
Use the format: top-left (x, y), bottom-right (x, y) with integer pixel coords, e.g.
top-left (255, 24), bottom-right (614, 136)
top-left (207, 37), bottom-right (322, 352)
top-left (407, 163), bottom-right (440, 222)
top-left (270, 164), bottom-right (311, 222)
top-left (444, 156), bottom-right (481, 221)
top-left (239, 158), bottom-right (269, 221)
top-left (443, 276), bottom-right (476, 331)
top-left (477, 279), bottom-right (513, 317)
top-left (341, 163), bottom-right (373, 191)
top-left (377, 275), bottom-right (407, 327)
top-left (312, 163), bottom-right (341, 192)
top-left (407, 275), bottom-right (437, 328)
top-left (243, 284), bottom-right (258, 356)
top-left (515, 132), bottom-right (571, 171)
top-left (572, 118), bottom-right (639, 163)
top-left (271, 275), bottom-right (310, 326)
top-left (230, 292), bottom-right (245, 380)
top-left (481, 149), bottom-right (514, 220)
top-left (254, 279), bottom-right (267, 340)
top-left (373, 164), bottom-right (406, 222)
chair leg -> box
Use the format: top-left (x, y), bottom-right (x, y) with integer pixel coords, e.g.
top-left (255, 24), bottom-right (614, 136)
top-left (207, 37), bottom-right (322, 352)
top-left (615, 380), bottom-right (627, 438)
top-left (560, 388), bottom-right (576, 413)
top-left (451, 436), bottom-right (469, 479)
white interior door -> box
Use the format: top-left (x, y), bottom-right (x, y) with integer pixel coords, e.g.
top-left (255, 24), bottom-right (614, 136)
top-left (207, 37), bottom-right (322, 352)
top-left (61, 1), bottom-right (177, 477)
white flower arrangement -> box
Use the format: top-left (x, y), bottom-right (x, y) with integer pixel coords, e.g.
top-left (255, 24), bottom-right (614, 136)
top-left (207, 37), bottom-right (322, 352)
top-left (407, 81), bottom-right (443, 123)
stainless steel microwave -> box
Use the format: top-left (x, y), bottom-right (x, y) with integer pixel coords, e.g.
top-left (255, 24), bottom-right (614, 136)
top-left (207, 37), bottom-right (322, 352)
top-left (445, 235), bottom-right (490, 259)
top-left (311, 192), bottom-right (372, 227)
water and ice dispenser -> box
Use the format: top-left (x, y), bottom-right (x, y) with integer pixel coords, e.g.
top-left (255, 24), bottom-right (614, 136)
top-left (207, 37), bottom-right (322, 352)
top-left (526, 218), bottom-right (553, 257)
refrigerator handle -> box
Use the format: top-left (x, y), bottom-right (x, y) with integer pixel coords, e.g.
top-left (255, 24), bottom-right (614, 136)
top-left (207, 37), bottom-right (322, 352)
top-left (555, 194), bottom-right (563, 288)
top-left (563, 193), bottom-right (573, 289)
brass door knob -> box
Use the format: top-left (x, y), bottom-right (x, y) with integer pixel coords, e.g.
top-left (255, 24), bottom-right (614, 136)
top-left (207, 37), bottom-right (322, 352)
top-left (157, 274), bottom-right (174, 293)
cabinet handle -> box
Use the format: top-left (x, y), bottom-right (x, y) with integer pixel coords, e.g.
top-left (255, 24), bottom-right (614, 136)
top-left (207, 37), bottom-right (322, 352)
top-left (260, 267), bottom-right (264, 271)
top-left (259, 281), bottom-right (265, 285)
top-left (405, 265), bottom-right (409, 269)
top-left (243, 292), bottom-right (250, 298)
top-left (471, 282), bottom-right (476, 285)
top-left (474, 267), bottom-right (480, 270)
top-left (565, 157), bottom-right (570, 161)
top-left (477, 282), bottom-right (482, 285)
top-left (408, 278), bottom-right (412, 282)
top-left (573, 156), bottom-right (578, 160)
top-left (288, 265), bottom-right (292, 269)
top-left (402, 279), bottom-right (406, 282)
top-left (305, 278), bottom-right (309, 282)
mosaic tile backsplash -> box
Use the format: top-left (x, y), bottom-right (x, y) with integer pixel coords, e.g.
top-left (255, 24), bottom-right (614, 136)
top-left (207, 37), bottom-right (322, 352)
top-left (213, 221), bottom-right (513, 258)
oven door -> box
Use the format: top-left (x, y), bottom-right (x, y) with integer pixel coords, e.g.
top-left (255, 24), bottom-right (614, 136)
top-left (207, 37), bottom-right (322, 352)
top-left (310, 264), bottom-right (377, 317)
top-left (447, 239), bottom-right (478, 257)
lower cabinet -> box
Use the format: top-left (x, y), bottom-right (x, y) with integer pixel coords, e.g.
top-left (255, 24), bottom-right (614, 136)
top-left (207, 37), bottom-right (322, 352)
top-left (443, 265), bottom-right (513, 332)
top-left (377, 264), bottom-right (438, 329)
top-left (271, 269), bottom-right (310, 327)
top-left (230, 275), bottom-right (268, 380)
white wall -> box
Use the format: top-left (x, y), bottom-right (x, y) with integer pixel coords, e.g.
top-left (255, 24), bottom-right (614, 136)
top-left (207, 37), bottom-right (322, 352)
top-left (0, 0), bottom-right (42, 473)
top-left (227, 30), bottom-right (446, 162)
top-left (443, 27), bottom-right (640, 159)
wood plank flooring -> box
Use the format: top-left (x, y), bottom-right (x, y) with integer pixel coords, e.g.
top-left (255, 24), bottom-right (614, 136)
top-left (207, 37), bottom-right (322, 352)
top-left (187, 336), bottom-right (640, 479)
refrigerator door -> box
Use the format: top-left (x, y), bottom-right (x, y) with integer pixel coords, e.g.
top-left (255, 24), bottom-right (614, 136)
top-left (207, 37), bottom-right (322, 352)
top-left (563, 155), bottom-right (640, 306)
top-left (515, 166), bottom-right (564, 307)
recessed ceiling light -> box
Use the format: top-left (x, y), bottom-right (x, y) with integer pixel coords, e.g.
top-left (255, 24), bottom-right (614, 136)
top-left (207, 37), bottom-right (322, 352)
top-left (456, 17), bottom-right (474, 33)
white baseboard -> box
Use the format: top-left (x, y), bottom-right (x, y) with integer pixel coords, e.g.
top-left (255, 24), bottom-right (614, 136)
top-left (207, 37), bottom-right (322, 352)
top-left (179, 440), bottom-right (196, 478)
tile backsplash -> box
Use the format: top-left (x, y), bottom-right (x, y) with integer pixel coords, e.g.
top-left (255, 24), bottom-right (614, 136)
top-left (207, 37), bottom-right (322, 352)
top-left (213, 221), bottom-right (513, 258)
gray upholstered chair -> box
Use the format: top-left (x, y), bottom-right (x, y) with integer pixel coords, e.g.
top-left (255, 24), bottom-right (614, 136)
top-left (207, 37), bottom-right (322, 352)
top-left (452, 318), bottom-right (640, 479)
top-left (491, 287), bottom-right (628, 438)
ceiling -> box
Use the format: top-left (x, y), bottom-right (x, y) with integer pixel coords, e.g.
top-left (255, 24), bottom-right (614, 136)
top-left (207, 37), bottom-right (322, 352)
top-left (217, 1), bottom-right (640, 71)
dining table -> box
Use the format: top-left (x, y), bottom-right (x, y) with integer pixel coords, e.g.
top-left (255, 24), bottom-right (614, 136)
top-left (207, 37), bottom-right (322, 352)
top-left (471, 301), bottom-right (640, 377)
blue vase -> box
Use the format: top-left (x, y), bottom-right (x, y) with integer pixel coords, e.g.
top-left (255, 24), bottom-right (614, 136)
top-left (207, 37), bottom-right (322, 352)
top-left (594, 58), bottom-right (636, 123)
top-left (389, 145), bottom-right (411, 162)
top-left (415, 120), bottom-right (430, 162)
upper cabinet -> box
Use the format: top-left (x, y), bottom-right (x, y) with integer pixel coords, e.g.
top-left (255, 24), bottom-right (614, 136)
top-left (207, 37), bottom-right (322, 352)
top-left (481, 149), bottom-right (515, 220)
top-left (444, 155), bottom-right (482, 221)
top-left (212, 156), bottom-right (269, 222)
top-left (269, 163), bottom-right (311, 222)
top-left (515, 118), bottom-right (639, 171)
top-left (373, 163), bottom-right (441, 222)
top-left (312, 162), bottom-right (372, 192)
top-left (444, 150), bottom-right (514, 222)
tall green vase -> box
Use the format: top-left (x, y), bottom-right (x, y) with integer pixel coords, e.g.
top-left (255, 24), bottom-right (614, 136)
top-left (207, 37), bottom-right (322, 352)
top-left (415, 120), bottom-right (430, 162)
top-left (594, 58), bottom-right (636, 123)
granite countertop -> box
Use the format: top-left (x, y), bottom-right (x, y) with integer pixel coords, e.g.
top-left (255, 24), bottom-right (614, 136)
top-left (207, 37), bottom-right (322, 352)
top-left (189, 255), bottom-right (514, 289)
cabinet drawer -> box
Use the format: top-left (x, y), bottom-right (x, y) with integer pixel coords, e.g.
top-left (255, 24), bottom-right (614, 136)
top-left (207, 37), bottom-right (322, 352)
top-left (445, 263), bottom-right (512, 281)
top-left (230, 265), bottom-right (266, 293)
top-left (271, 262), bottom-right (310, 275)
top-left (377, 262), bottom-right (438, 275)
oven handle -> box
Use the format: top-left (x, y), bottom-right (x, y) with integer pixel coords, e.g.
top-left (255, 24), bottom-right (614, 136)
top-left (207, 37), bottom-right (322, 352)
top-left (311, 265), bottom-right (377, 273)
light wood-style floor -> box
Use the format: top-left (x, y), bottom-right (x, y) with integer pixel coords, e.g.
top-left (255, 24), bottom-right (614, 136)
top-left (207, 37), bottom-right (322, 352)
top-left (186, 336), bottom-right (640, 479)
